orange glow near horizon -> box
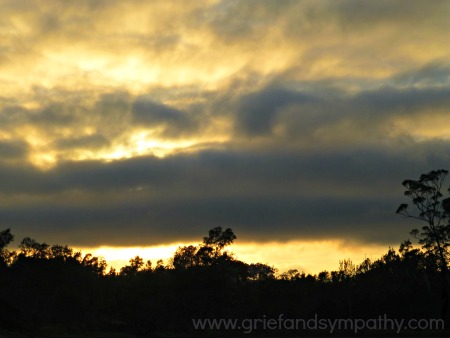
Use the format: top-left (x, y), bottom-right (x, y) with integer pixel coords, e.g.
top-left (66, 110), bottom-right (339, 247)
top-left (80, 240), bottom-right (391, 275)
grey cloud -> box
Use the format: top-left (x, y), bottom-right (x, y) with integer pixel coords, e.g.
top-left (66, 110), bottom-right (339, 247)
top-left (1, 139), bottom-right (448, 196)
top-left (1, 194), bottom-right (407, 247)
top-left (0, 139), bottom-right (449, 246)
top-left (235, 87), bottom-right (316, 136)
top-left (392, 61), bottom-right (450, 87)
top-left (132, 97), bottom-right (199, 137)
top-left (351, 86), bottom-right (450, 117)
top-left (0, 100), bottom-right (84, 130)
top-left (0, 139), bottom-right (28, 159)
top-left (0, 105), bottom-right (30, 128)
top-left (331, 0), bottom-right (450, 28)
top-left (232, 83), bottom-right (450, 141)
top-left (92, 91), bottom-right (133, 139)
top-left (204, 0), bottom-right (291, 40)
top-left (54, 134), bottom-right (110, 151)
top-left (0, 88), bottom-right (206, 162)
top-left (0, 88), bottom-right (132, 139)
top-left (205, 0), bottom-right (450, 43)
top-left (32, 103), bottom-right (79, 126)
top-left (0, 164), bottom-right (50, 194)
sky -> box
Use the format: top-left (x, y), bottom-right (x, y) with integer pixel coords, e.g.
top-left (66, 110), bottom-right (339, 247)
top-left (1, 0), bottom-right (450, 273)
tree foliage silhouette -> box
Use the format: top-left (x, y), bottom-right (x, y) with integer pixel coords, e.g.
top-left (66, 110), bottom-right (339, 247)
top-left (203, 227), bottom-right (236, 253)
top-left (396, 169), bottom-right (450, 321)
top-left (0, 226), bottom-right (448, 335)
top-left (0, 228), bottom-right (13, 250)
top-left (171, 227), bottom-right (237, 269)
top-left (0, 228), bottom-right (14, 267)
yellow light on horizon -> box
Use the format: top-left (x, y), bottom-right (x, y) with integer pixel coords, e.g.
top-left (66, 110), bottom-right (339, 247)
top-left (80, 243), bottom-right (196, 271)
top-left (79, 240), bottom-right (391, 275)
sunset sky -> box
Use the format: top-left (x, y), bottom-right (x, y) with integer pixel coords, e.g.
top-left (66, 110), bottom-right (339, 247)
top-left (1, 0), bottom-right (450, 274)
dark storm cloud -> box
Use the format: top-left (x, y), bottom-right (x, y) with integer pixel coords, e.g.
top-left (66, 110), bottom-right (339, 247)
top-left (2, 139), bottom-right (449, 246)
top-left (235, 87), bottom-right (315, 135)
top-left (233, 83), bottom-right (450, 140)
top-left (0, 147), bottom-right (400, 195)
top-left (132, 97), bottom-right (199, 137)
top-left (0, 193), bottom-right (405, 247)
top-left (351, 86), bottom-right (450, 117)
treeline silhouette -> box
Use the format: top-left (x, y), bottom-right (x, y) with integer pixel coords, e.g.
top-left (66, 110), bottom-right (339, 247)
top-left (0, 226), bottom-right (448, 337)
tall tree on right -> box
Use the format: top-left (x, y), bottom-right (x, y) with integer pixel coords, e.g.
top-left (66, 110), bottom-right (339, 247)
top-left (396, 169), bottom-right (450, 321)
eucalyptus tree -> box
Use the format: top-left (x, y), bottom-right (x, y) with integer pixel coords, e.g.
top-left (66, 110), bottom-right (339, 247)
top-left (396, 169), bottom-right (450, 320)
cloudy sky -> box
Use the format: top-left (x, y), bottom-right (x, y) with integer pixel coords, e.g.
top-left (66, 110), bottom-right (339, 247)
top-left (1, 0), bottom-right (450, 273)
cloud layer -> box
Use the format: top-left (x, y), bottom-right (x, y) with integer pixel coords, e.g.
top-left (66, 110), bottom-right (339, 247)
top-left (0, 1), bottom-right (449, 248)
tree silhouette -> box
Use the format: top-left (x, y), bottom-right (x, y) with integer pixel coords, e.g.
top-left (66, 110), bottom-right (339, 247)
top-left (0, 228), bottom-right (14, 267)
top-left (202, 226), bottom-right (236, 258)
top-left (171, 245), bottom-right (199, 269)
top-left (170, 227), bottom-right (237, 269)
top-left (0, 226), bottom-right (448, 335)
top-left (396, 169), bottom-right (450, 321)
top-left (0, 228), bottom-right (13, 250)
top-left (120, 256), bottom-right (145, 276)
top-left (247, 263), bottom-right (276, 281)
